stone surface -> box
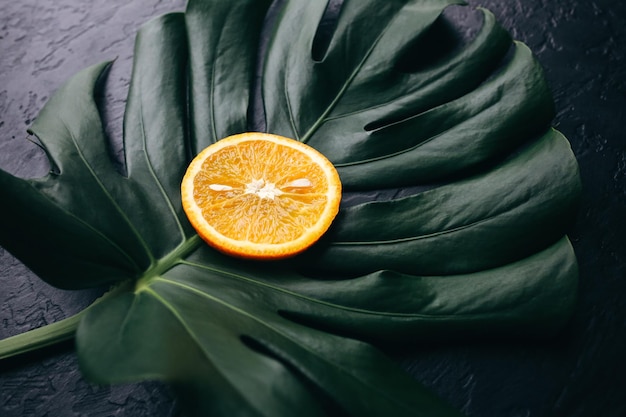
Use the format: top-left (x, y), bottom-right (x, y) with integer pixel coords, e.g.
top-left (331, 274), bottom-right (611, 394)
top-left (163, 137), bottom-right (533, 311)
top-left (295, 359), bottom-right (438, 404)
top-left (1, 0), bottom-right (624, 416)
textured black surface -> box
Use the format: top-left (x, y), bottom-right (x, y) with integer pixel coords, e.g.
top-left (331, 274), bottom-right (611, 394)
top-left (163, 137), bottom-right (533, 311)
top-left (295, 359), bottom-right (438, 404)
top-left (1, 0), bottom-right (624, 416)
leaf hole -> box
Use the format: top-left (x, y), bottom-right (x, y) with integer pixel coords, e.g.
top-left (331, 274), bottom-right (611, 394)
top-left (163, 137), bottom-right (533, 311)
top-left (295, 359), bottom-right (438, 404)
top-left (248, 0), bottom-right (290, 132)
top-left (277, 309), bottom-right (377, 347)
top-left (311, 0), bottom-right (343, 63)
top-left (362, 115), bottom-right (403, 133)
top-left (93, 61), bottom-right (128, 176)
top-left (239, 335), bottom-right (352, 417)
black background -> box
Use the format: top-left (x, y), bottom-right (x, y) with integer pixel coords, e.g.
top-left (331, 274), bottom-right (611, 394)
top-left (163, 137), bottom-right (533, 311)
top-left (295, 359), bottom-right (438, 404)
top-left (1, 0), bottom-right (625, 416)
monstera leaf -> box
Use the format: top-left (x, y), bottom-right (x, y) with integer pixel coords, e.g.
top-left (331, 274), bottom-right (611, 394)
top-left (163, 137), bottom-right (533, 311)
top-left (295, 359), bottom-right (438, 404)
top-left (0, 0), bottom-right (581, 416)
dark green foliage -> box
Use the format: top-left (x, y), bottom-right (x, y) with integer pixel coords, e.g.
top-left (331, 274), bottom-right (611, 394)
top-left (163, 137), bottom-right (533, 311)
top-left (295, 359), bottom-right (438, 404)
top-left (0, 1), bottom-right (580, 416)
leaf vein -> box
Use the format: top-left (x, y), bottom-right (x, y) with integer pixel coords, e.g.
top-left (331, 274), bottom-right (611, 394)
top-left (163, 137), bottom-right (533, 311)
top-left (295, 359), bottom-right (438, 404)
top-left (300, 16), bottom-right (394, 144)
top-left (284, 64), bottom-right (301, 141)
top-left (173, 261), bottom-right (451, 320)
top-left (332, 200), bottom-right (528, 246)
top-left (150, 276), bottom-right (420, 412)
top-left (59, 119), bottom-right (150, 267)
top-left (137, 97), bottom-right (187, 245)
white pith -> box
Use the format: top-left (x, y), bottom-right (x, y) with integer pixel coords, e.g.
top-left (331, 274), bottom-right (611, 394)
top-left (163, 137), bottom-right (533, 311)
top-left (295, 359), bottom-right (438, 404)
top-left (244, 179), bottom-right (283, 200)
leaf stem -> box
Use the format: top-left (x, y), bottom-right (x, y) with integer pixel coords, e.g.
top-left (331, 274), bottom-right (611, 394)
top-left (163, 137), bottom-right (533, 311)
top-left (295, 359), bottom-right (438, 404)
top-left (0, 236), bottom-right (203, 361)
top-left (0, 281), bottom-right (131, 361)
top-left (135, 234), bottom-right (203, 291)
top-left (0, 312), bottom-right (82, 360)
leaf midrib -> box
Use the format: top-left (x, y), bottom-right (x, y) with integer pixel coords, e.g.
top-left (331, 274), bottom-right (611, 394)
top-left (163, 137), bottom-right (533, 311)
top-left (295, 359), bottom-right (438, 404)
top-left (135, 234), bottom-right (202, 290)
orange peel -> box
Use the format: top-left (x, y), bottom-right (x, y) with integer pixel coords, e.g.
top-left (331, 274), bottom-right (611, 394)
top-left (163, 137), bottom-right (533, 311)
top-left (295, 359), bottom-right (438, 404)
top-left (181, 132), bottom-right (342, 259)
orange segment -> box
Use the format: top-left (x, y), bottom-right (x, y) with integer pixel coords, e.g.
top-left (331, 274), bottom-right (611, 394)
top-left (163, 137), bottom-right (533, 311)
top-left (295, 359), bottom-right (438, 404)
top-left (181, 132), bottom-right (342, 259)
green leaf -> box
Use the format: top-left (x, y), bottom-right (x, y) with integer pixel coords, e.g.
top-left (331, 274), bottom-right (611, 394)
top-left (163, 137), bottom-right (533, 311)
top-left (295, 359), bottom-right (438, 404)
top-left (0, 0), bottom-right (581, 416)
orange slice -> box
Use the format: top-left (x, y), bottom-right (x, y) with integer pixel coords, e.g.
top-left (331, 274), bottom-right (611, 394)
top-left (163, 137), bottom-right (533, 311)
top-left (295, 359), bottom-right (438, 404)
top-left (181, 132), bottom-right (342, 259)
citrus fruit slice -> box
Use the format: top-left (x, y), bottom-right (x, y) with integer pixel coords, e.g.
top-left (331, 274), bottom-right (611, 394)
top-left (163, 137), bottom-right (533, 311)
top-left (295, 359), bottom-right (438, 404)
top-left (181, 132), bottom-right (342, 259)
